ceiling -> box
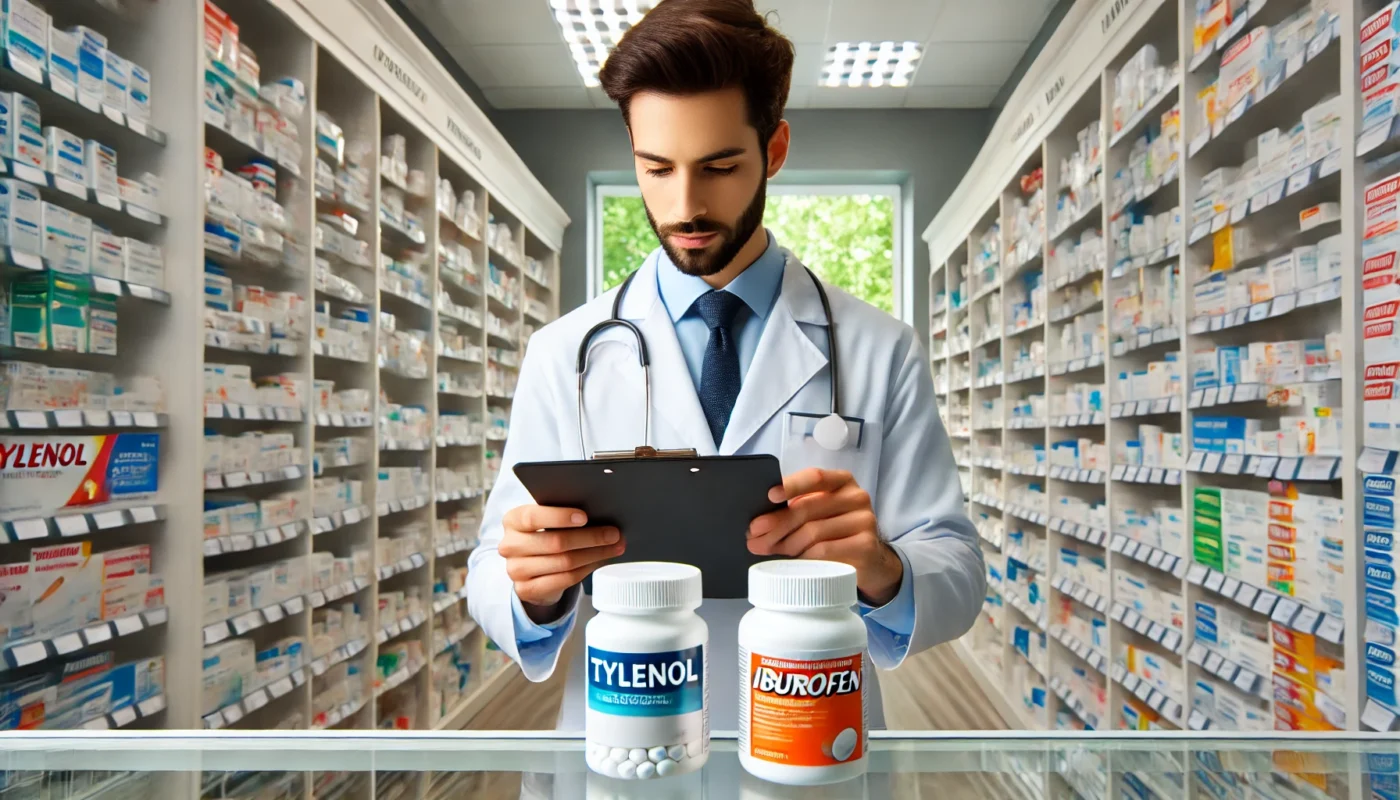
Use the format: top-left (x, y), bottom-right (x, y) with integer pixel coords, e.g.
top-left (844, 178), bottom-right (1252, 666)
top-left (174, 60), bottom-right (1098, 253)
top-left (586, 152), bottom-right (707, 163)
top-left (398, 0), bottom-right (1059, 110)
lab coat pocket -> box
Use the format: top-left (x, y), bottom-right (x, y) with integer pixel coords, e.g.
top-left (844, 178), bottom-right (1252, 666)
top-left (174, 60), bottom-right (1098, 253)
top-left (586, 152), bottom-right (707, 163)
top-left (779, 413), bottom-right (882, 499)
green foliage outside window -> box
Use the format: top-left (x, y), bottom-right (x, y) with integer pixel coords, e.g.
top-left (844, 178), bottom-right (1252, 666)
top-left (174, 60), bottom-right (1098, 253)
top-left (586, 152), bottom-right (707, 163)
top-left (600, 192), bottom-right (895, 314)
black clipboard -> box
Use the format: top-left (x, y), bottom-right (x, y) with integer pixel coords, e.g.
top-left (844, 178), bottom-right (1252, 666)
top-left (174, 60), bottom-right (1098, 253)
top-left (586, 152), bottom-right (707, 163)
top-left (513, 454), bottom-right (785, 598)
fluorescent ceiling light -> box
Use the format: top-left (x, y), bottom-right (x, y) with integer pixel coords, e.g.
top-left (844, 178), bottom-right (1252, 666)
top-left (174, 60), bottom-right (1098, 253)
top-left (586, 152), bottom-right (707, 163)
top-left (822, 41), bottom-right (921, 89)
top-left (549, 0), bottom-right (654, 87)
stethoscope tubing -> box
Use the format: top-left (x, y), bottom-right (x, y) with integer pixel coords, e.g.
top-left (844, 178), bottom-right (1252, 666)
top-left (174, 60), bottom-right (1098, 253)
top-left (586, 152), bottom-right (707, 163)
top-left (576, 259), bottom-right (838, 456)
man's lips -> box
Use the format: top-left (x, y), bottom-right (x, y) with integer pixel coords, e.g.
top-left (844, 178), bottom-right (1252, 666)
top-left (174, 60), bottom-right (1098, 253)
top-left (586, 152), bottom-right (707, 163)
top-left (670, 232), bottom-right (718, 248)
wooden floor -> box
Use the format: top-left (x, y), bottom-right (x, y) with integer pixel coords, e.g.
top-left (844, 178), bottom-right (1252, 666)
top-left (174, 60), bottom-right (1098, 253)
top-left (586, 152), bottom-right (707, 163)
top-left (463, 643), bottom-right (1029, 798)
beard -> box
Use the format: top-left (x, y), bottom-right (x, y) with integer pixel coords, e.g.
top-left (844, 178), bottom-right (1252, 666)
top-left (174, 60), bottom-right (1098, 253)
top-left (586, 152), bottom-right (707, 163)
top-left (646, 176), bottom-right (767, 277)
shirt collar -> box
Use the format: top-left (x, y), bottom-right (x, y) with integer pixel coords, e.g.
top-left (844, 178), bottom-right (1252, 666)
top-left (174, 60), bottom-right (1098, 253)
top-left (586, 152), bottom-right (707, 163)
top-left (656, 230), bottom-right (786, 323)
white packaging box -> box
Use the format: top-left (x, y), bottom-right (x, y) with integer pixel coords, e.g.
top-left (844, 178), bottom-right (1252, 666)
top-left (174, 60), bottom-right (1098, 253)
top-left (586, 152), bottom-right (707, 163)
top-left (103, 51), bottom-right (128, 115)
top-left (1368, 172), bottom-right (1400, 243)
top-left (1300, 202), bottom-right (1341, 232)
top-left (84, 140), bottom-right (117, 198)
top-left (0, 562), bottom-right (30, 642)
top-left (43, 127), bottom-right (84, 186)
top-left (90, 229), bottom-right (122, 280)
top-left (201, 639), bottom-right (254, 714)
top-left (41, 202), bottom-right (91, 275)
top-left (128, 62), bottom-right (151, 122)
top-left (202, 579), bottom-right (226, 625)
top-left (1, 0), bottom-right (47, 80)
top-left (0, 91), bottom-right (43, 172)
top-left (67, 26), bottom-right (105, 111)
top-left (29, 541), bottom-right (100, 638)
top-left (1367, 297), bottom-right (1400, 367)
top-left (0, 177), bottom-right (41, 257)
top-left (46, 24), bottom-right (79, 96)
top-left (1365, 3), bottom-right (1400, 49)
top-left (122, 238), bottom-right (163, 289)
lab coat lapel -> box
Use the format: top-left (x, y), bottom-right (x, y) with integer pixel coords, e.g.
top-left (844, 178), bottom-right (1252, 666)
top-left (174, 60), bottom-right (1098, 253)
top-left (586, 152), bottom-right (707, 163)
top-left (719, 255), bottom-right (829, 455)
top-left (617, 252), bottom-right (719, 456)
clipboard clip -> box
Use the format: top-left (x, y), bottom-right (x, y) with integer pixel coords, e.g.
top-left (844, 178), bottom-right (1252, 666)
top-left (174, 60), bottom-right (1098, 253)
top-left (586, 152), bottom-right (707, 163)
top-left (591, 446), bottom-right (699, 461)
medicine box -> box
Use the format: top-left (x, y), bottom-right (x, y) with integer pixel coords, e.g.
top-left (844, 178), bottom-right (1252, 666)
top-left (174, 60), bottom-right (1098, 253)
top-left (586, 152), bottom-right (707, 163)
top-left (0, 91), bottom-right (42, 172)
top-left (28, 541), bottom-right (100, 638)
top-left (0, 177), bottom-right (41, 256)
top-left (68, 27), bottom-right (105, 111)
top-left (44, 127), bottom-right (85, 186)
top-left (128, 63), bottom-right (151, 123)
top-left (122, 238), bottom-right (163, 289)
top-left (90, 229), bottom-right (122, 280)
top-left (0, 562), bottom-right (29, 642)
top-left (46, 25), bottom-right (78, 96)
top-left (0, 433), bottom-right (160, 521)
top-left (84, 140), bottom-right (117, 198)
top-left (41, 202), bottom-right (91, 275)
top-left (103, 52), bottom-right (128, 114)
top-left (1, 0), bottom-right (47, 80)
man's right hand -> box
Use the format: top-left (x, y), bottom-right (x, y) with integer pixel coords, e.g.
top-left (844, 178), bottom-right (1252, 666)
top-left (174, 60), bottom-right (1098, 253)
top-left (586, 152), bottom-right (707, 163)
top-left (499, 505), bottom-right (625, 622)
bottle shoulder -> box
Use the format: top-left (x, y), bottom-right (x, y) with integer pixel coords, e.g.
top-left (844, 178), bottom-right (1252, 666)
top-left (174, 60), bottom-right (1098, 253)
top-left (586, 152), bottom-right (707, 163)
top-left (586, 611), bottom-right (708, 652)
top-left (738, 607), bottom-right (866, 652)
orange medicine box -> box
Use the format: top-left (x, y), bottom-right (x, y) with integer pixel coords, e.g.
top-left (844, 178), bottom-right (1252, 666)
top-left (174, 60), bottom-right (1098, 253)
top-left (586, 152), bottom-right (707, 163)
top-left (1272, 622), bottom-right (1315, 662)
top-left (1272, 673), bottom-right (1345, 729)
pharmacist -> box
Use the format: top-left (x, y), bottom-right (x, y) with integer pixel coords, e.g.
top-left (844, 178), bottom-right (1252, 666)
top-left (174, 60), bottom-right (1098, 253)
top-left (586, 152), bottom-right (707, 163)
top-left (467, 0), bottom-right (984, 734)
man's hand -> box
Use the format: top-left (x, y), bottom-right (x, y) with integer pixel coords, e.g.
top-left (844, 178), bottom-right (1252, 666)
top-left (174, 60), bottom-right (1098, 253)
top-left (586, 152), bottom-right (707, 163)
top-left (499, 505), bottom-right (625, 622)
top-left (747, 468), bottom-right (903, 606)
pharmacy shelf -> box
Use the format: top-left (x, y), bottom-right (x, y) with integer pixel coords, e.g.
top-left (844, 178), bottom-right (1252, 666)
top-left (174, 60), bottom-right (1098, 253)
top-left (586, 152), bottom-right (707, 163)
top-left (376, 610), bottom-right (428, 645)
top-left (1110, 396), bottom-right (1181, 418)
top-left (1109, 464), bottom-right (1184, 486)
top-left (1047, 517), bottom-right (1108, 548)
top-left (203, 668), bottom-right (308, 729)
top-left (436, 622), bottom-right (478, 656)
top-left (1, 408), bottom-right (166, 430)
top-left (1006, 591), bottom-right (1047, 630)
top-left (1007, 464), bottom-right (1047, 477)
top-left (202, 596), bottom-right (308, 647)
top-left (1184, 563), bottom-right (1343, 644)
top-left (432, 585), bottom-right (472, 614)
top-left (1110, 536), bottom-right (1188, 581)
top-left (205, 403), bottom-right (304, 423)
top-left (376, 552), bottom-right (428, 582)
top-left (1047, 675), bottom-right (1101, 730)
top-left (1049, 624), bottom-right (1107, 674)
top-left (1051, 575), bottom-right (1109, 615)
top-left (1, 607), bottom-right (168, 670)
top-left (1048, 353), bottom-right (1105, 377)
top-left (309, 638), bottom-right (369, 678)
top-left (203, 519), bottom-right (306, 557)
top-left (312, 505), bottom-right (371, 536)
top-left (1048, 466), bottom-right (1105, 484)
top-left (1182, 451), bottom-right (1341, 482)
top-left (203, 464), bottom-right (306, 491)
top-left (1110, 603), bottom-right (1184, 655)
top-left (376, 658), bottom-right (427, 698)
top-left (81, 694), bottom-right (167, 730)
top-left (1184, 642), bottom-right (1268, 701)
top-left (1110, 663), bottom-right (1185, 725)
top-left (0, 503), bottom-right (163, 543)
top-left (432, 662), bottom-right (520, 731)
top-left (953, 639), bottom-right (1039, 730)
top-left (312, 695), bottom-right (370, 731)
top-left (1109, 242), bottom-right (1180, 278)
top-left (378, 494), bottom-right (432, 518)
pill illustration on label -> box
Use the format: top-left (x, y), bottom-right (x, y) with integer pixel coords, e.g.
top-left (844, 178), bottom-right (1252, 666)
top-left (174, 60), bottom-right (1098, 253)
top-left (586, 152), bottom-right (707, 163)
top-left (831, 728), bottom-right (858, 762)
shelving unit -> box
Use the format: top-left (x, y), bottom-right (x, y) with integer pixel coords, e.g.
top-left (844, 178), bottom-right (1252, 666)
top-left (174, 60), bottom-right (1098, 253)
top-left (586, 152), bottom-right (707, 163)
top-left (0, 0), bottom-right (564, 743)
top-left (927, 0), bottom-right (1366, 779)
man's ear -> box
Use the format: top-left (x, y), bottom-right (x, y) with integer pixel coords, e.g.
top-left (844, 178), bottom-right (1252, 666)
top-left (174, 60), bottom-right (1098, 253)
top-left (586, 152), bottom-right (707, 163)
top-left (766, 120), bottom-right (791, 179)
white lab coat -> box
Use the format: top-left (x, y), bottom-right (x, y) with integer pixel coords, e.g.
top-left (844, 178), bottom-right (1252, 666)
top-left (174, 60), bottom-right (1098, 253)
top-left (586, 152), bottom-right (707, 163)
top-left (468, 247), bottom-right (985, 734)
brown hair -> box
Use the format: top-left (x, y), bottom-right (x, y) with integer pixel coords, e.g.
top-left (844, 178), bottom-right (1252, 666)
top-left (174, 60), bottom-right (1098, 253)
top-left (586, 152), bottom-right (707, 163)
top-left (599, 0), bottom-right (794, 148)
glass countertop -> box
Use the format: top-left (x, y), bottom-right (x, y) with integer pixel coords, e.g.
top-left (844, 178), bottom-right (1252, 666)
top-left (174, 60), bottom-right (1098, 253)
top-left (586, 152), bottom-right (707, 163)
top-left (1, 732), bottom-right (1398, 799)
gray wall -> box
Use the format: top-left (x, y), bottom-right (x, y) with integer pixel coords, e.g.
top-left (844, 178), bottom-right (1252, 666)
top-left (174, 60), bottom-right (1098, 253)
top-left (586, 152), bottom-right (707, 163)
top-left (491, 108), bottom-right (990, 337)
top-left (986, 0), bottom-right (1075, 131)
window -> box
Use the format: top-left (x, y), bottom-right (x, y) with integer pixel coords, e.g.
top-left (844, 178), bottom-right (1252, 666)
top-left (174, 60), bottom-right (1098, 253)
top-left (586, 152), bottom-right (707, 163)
top-left (592, 185), bottom-right (904, 318)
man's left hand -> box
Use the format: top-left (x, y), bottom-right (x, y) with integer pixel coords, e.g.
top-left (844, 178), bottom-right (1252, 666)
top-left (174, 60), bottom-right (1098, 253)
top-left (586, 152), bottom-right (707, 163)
top-left (747, 467), bottom-right (903, 606)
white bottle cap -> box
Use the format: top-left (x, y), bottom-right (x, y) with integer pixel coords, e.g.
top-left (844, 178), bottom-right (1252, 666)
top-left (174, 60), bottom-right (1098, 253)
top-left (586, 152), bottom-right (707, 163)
top-left (592, 562), bottom-right (702, 613)
top-left (748, 560), bottom-right (857, 610)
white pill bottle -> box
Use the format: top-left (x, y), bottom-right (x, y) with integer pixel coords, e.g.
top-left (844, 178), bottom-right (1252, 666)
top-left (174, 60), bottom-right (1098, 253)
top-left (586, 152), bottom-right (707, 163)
top-left (585, 562), bottom-right (708, 780)
top-left (738, 560), bottom-right (869, 786)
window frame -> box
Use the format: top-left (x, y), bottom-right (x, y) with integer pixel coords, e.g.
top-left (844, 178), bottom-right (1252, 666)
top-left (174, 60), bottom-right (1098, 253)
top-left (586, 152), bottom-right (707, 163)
top-left (589, 182), bottom-right (909, 322)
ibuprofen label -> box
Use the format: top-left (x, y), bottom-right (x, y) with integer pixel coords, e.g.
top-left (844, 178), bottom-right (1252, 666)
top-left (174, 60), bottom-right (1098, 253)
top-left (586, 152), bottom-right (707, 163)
top-left (739, 646), bottom-right (867, 767)
top-left (587, 645), bottom-right (704, 716)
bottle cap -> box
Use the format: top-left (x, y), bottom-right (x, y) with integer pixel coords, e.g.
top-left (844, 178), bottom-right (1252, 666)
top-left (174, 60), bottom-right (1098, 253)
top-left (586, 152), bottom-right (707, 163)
top-left (592, 562), bottom-right (702, 613)
top-left (748, 560), bottom-right (857, 610)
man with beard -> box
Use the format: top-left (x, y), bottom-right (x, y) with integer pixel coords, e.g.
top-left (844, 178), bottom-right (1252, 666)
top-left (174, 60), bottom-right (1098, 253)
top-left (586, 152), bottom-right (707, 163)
top-left (467, 0), bottom-right (983, 748)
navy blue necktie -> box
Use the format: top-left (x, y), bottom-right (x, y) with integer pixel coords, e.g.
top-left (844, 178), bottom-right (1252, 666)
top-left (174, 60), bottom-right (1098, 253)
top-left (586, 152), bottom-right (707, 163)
top-left (693, 290), bottom-right (746, 447)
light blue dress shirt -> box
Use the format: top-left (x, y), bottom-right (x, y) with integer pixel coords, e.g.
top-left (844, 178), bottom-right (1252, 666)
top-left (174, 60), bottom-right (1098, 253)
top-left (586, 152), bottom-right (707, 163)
top-left (513, 232), bottom-right (915, 665)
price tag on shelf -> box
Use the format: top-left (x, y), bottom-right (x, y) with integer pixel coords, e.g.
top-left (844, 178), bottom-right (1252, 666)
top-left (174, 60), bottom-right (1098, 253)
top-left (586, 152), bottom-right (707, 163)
top-left (1233, 669), bottom-right (1259, 695)
top-left (138, 695), bottom-right (165, 717)
top-left (52, 632), bottom-right (84, 654)
top-left (1146, 550), bottom-right (1165, 569)
top-left (1162, 630), bottom-right (1183, 652)
top-left (1204, 571), bottom-right (1226, 592)
top-left (1292, 607), bottom-right (1322, 633)
top-left (1203, 387), bottom-right (1219, 406)
top-left (1276, 457), bottom-right (1300, 479)
top-left (1122, 541), bottom-right (1141, 559)
top-left (1221, 454), bottom-right (1244, 475)
top-left (1272, 598), bottom-right (1301, 625)
top-left (1189, 389), bottom-right (1205, 408)
top-left (1299, 457), bottom-right (1337, 481)
top-left (1124, 466), bottom-right (1140, 483)
top-left (1252, 456), bottom-right (1279, 477)
top-left (243, 689), bottom-right (269, 712)
top-left (1186, 564), bottom-right (1209, 585)
top-left (113, 614), bottom-right (143, 636)
top-left (1316, 615), bottom-right (1345, 644)
top-left (1253, 592), bottom-right (1279, 615)
top-left (1203, 652), bottom-right (1225, 673)
top-left (268, 677), bottom-right (295, 698)
top-left (1111, 465), bottom-right (1126, 481)
top-left (1202, 452), bottom-right (1224, 473)
top-left (83, 623), bottom-right (113, 645)
top-left (1149, 468), bottom-right (1165, 484)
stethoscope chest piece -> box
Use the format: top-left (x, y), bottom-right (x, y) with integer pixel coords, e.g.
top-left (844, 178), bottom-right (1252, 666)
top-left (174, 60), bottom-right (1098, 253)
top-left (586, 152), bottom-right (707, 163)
top-left (812, 413), bottom-right (850, 451)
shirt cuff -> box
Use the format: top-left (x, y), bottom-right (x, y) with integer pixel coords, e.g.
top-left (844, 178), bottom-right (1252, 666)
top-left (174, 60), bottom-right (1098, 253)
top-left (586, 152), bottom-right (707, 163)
top-left (856, 544), bottom-right (916, 638)
top-left (512, 585), bottom-right (580, 647)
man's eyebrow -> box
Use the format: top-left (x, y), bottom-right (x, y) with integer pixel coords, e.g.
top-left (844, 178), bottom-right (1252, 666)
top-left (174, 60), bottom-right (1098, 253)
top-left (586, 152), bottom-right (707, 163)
top-left (633, 147), bottom-right (748, 164)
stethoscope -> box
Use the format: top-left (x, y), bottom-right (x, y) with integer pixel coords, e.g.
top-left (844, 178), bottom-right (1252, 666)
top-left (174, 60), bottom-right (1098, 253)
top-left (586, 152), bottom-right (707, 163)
top-left (576, 261), bottom-right (853, 456)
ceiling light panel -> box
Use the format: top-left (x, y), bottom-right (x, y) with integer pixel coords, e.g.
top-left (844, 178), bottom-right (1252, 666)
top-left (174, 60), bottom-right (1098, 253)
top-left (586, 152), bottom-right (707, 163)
top-left (549, 0), bottom-right (654, 87)
top-left (822, 41), bottom-right (921, 89)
